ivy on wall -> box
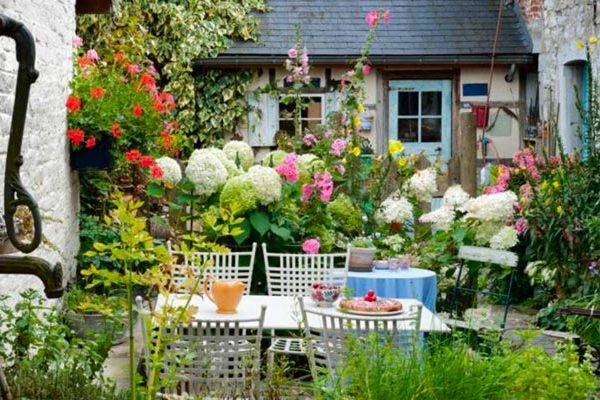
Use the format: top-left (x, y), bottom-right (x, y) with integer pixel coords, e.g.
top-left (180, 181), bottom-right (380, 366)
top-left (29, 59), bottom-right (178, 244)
top-left (78, 0), bottom-right (267, 154)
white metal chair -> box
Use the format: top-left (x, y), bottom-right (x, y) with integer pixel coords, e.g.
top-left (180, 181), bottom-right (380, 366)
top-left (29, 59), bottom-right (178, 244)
top-left (446, 245), bottom-right (519, 334)
top-left (298, 296), bottom-right (423, 378)
top-left (168, 242), bottom-right (257, 295)
top-left (154, 304), bottom-right (266, 398)
top-left (262, 243), bottom-right (348, 378)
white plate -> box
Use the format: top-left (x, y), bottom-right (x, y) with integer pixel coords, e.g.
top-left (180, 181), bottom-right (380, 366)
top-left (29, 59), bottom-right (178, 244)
top-left (337, 307), bottom-right (404, 316)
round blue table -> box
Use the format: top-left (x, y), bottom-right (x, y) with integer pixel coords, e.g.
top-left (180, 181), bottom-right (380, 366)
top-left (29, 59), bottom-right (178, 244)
top-left (346, 268), bottom-right (437, 312)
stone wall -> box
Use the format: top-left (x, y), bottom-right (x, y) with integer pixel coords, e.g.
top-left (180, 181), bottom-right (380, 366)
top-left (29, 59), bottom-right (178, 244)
top-left (531, 0), bottom-right (600, 153)
top-left (0, 1), bottom-right (79, 305)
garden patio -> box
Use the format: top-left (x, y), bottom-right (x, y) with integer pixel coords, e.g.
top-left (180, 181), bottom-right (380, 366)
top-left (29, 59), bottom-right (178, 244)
top-left (0, 1), bottom-right (599, 399)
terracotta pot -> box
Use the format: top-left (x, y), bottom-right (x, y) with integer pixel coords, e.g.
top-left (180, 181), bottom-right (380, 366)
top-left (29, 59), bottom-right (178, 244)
top-left (348, 246), bottom-right (376, 272)
top-left (203, 274), bottom-right (245, 314)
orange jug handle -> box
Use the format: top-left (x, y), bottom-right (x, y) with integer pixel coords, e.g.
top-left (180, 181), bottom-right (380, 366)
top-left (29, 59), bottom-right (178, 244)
top-left (203, 274), bottom-right (215, 305)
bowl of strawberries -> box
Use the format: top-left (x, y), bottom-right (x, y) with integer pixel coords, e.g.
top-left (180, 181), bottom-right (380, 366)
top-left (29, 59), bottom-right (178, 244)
top-left (310, 282), bottom-right (342, 307)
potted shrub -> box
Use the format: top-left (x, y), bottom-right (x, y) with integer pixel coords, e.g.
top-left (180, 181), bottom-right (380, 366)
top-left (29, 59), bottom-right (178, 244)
top-left (63, 286), bottom-right (129, 344)
top-left (66, 45), bottom-right (176, 171)
top-left (348, 237), bottom-right (376, 272)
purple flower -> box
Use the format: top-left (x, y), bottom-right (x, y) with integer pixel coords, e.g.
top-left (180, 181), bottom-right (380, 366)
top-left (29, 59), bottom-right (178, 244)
top-left (86, 49), bottom-right (99, 62)
top-left (72, 36), bottom-right (83, 48)
top-left (330, 138), bottom-right (346, 157)
top-left (303, 133), bottom-right (318, 146)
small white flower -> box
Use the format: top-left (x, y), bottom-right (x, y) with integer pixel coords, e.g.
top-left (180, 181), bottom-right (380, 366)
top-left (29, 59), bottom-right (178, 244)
top-left (419, 206), bottom-right (455, 231)
top-left (381, 234), bottom-right (405, 252)
top-left (185, 152), bottom-right (227, 196)
top-left (489, 225), bottom-right (518, 250)
top-left (376, 193), bottom-right (413, 223)
top-left (442, 185), bottom-right (471, 208)
top-left (245, 165), bottom-right (282, 205)
top-left (155, 156), bottom-right (182, 185)
top-left (463, 191), bottom-right (517, 222)
top-left (405, 168), bottom-right (438, 203)
top-left (223, 140), bottom-right (254, 171)
top-left (191, 148), bottom-right (241, 177)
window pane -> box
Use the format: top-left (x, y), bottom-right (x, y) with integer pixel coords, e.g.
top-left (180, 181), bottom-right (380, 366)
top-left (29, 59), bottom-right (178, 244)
top-left (279, 100), bottom-right (294, 119)
top-left (301, 97), bottom-right (322, 119)
top-left (421, 91), bottom-right (442, 116)
top-left (398, 118), bottom-right (418, 142)
top-left (398, 92), bottom-right (418, 116)
top-left (421, 118), bottom-right (442, 142)
top-left (279, 120), bottom-right (295, 136)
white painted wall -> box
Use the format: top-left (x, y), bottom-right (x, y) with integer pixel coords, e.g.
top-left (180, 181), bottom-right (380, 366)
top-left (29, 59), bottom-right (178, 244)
top-left (0, 1), bottom-right (79, 306)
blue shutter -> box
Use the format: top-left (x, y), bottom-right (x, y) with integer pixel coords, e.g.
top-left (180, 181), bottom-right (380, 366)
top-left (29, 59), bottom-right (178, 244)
top-left (248, 93), bottom-right (278, 147)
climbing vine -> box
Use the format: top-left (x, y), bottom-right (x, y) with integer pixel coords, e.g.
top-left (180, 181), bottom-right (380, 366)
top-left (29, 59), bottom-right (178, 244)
top-left (77, 0), bottom-right (267, 155)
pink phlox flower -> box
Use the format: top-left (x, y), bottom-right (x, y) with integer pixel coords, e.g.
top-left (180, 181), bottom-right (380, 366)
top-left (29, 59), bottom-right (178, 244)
top-left (301, 184), bottom-right (314, 203)
top-left (275, 153), bottom-right (299, 183)
top-left (330, 138), bottom-right (346, 156)
top-left (72, 36), bottom-right (83, 48)
top-left (334, 163), bottom-right (346, 175)
top-left (302, 238), bottom-right (320, 254)
top-left (515, 217), bottom-right (528, 235)
top-left (383, 9), bottom-right (391, 24)
top-left (314, 171), bottom-right (334, 202)
top-left (365, 10), bottom-right (379, 26)
top-left (86, 49), bottom-right (99, 62)
top-left (303, 133), bottom-right (318, 146)
top-left (127, 63), bottom-right (140, 74)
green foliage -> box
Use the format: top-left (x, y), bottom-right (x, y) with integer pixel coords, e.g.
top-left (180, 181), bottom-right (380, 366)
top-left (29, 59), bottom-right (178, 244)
top-left (78, 212), bottom-right (119, 274)
top-left (317, 332), bottom-right (599, 400)
top-left (326, 194), bottom-right (362, 237)
top-left (63, 286), bottom-right (125, 316)
top-left (77, 0), bottom-right (267, 151)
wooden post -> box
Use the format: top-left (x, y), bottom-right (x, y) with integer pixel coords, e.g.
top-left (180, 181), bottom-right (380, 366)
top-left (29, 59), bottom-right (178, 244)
top-left (460, 112), bottom-right (477, 196)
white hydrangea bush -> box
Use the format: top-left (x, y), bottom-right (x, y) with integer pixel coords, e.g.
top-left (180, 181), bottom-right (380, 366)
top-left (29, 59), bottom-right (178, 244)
top-left (404, 167), bottom-right (438, 203)
top-left (463, 191), bottom-right (518, 222)
top-left (376, 193), bottom-right (413, 223)
top-left (223, 140), bottom-right (254, 171)
top-left (489, 225), bottom-right (518, 250)
top-left (185, 151), bottom-right (228, 196)
top-left (419, 206), bottom-right (455, 231)
top-left (442, 185), bottom-right (471, 208)
top-left (155, 156), bottom-right (182, 185)
top-left (245, 165), bottom-right (282, 205)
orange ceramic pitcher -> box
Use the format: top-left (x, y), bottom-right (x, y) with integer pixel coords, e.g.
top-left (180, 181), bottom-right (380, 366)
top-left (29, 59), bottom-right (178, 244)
top-left (203, 274), bottom-right (246, 314)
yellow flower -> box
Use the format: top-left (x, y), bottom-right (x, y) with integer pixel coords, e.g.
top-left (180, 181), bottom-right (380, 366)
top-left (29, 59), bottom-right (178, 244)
top-left (576, 40), bottom-right (585, 49)
top-left (556, 205), bottom-right (564, 214)
top-left (357, 104), bottom-right (365, 113)
top-left (352, 115), bottom-right (361, 128)
top-left (540, 181), bottom-right (549, 191)
top-left (389, 139), bottom-right (405, 155)
top-left (552, 181), bottom-right (560, 189)
top-left (352, 146), bottom-right (362, 156)
top-left (590, 36), bottom-right (598, 45)
top-left (397, 157), bottom-right (408, 167)
top-left (342, 158), bottom-right (347, 164)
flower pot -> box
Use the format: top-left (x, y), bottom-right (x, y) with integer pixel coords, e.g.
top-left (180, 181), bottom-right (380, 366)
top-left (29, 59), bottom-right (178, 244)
top-left (64, 310), bottom-right (135, 345)
top-left (70, 135), bottom-right (114, 170)
top-left (348, 246), bottom-right (376, 272)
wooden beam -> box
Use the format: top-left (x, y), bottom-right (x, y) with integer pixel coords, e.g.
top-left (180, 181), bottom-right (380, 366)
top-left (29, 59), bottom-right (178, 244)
top-left (460, 112), bottom-right (477, 196)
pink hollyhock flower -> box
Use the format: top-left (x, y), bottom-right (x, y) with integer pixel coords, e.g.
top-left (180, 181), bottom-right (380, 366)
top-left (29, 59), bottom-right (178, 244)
top-left (301, 48), bottom-right (309, 66)
top-left (330, 138), bottom-right (346, 156)
top-left (515, 218), bottom-right (528, 235)
top-left (288, 48), bottom-right (298, 59)
top-left (301, 184), bottom-right (313, 203)
top-left (86, 49), bottom-right (99, 62)
top-left (72, 36), bottom-right (83, 48)
top-left (365, 10), bottom-right (379, 26)
top-left (383, 9), bottom-right (391, 24)
top-left (285, 75), bottom-right (293, 83)
top-left (275, 153), bottom-right (299, 183)
top-left (362, 64), bottom-right (372, 75)
top-left (302, 238), bottom-right (320, 254)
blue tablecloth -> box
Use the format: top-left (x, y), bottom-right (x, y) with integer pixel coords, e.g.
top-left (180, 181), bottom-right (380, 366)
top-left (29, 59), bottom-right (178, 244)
top-left (346, 268), bottom-right (437, 312)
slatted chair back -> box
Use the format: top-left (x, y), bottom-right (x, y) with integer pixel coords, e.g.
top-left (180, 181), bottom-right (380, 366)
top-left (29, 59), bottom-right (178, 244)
top-left (168, 242), bottom-right (256, 295)
top-left (160, 306), bottom-right (266, 398)
top-left (449, 245), bottom-right (519, 331)
top-left (298, 297), bottom-right (422, 374)
top-left (262, 243), bottom-right (348, 296)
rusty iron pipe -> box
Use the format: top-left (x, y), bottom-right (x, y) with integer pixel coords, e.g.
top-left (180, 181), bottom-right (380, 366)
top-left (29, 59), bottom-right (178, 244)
top-left (0, 256), bottom-right (63, 298)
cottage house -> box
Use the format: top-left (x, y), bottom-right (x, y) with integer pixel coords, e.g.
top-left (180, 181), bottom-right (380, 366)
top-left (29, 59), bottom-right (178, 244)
top-left (197, 0), bottom-right (535, 170)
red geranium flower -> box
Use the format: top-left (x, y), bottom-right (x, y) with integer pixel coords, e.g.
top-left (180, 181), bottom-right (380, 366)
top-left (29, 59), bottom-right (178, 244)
top-left (66, 95), bottom-right (81, 113)
top-left (132, 104), bottom-right (143, 117)
top-left (85, 137), bottom-right (96, 148)
top-left (160, 92), bottom-right (176, 110)
top-left (151, 165), bottom-right (163, 179)
top-left (111, 123), bottom-right (122, 138)
top-left (140, 155), bottom-right (155, 168)
top-left (78, 55), bottom-right (93, 70)
top-left (153, 98), bottom-right (167, 113)
top-left (140, 73), bottom-right (156, 91)
top-left (90, 86), bottom-right (106, 99)
top-left (67, 128), bottom-right (85, 145)
top-left (126, 149), bottom-right (141, 161)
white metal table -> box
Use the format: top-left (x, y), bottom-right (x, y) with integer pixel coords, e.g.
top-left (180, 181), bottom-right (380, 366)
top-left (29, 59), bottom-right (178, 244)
top-left (154, 294), bottom-right (450, 332)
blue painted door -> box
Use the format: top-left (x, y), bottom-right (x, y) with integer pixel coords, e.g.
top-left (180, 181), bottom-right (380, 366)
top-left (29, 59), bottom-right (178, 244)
top-left (389, 80), bottom-right (452, 161)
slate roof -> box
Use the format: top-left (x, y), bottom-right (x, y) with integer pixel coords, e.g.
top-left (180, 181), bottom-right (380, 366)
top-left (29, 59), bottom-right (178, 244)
top-left (198, 0), bottom-right (533, 66)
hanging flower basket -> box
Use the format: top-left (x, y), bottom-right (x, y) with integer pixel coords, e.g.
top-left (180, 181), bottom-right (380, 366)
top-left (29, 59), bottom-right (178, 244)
top-left (70, 134), bottom-right (114, 170)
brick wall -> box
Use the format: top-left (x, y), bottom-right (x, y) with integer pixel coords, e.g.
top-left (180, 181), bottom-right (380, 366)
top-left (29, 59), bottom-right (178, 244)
top-left (0, 1), bottom-right (79, 306)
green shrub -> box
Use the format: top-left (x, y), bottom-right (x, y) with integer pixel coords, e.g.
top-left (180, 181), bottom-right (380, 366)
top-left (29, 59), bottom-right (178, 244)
top-left (326, 194), bottom-right (363, 237)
